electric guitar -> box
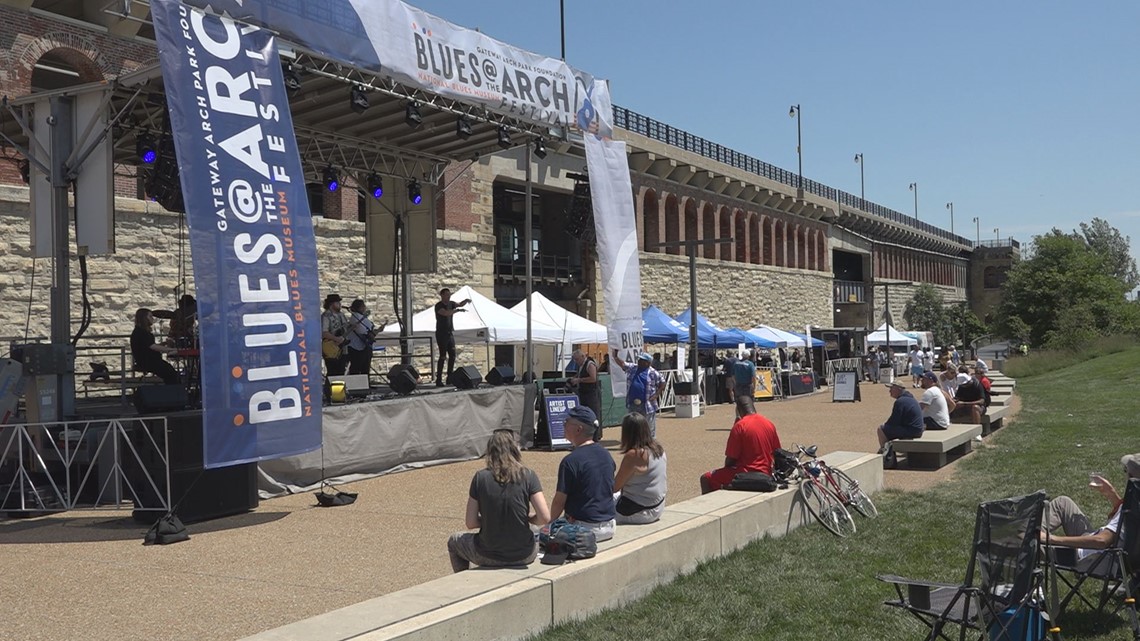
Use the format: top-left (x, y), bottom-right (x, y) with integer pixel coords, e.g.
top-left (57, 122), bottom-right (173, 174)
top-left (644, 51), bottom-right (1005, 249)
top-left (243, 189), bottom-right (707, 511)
top-left (322, 328), bottom-right (346, 359)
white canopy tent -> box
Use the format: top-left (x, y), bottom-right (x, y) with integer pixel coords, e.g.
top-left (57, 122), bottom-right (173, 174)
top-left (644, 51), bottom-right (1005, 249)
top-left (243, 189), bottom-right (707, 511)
top-left (378, 285), bottom-right (564, 344)
top-left (748, 325), bottom-right (796, 348)
top-left (508, 292), bottom-right (608, 345)
top-left (866, 323), bottom-right (919, 346)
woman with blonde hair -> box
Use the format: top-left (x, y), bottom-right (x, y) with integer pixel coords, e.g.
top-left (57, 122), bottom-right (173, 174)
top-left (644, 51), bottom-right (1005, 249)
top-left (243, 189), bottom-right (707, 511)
top-left (447, 430), bottom-right (550, 572)
top-left (613, 413), bottom-right (667, 524)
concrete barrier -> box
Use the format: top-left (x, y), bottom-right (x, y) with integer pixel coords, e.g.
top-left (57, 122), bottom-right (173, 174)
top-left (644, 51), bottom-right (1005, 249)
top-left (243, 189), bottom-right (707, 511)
top-left (240, 451), bottom-right (882, 641)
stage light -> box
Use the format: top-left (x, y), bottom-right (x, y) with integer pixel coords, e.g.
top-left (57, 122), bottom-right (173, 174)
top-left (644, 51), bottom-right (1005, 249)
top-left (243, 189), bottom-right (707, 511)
top-left (283, 65), bottom-right (302, 95)
top-left (405, 101), bottom-right (422, 128)
top-left (497, 126), bottom-right (512, 149)
top-left (456, 115), bottom-right (473, 139)
top-left (19, 159), bottom-right (29, 184)
top-left (350, 85), bottom-right (369, 114)
top-left (532, 138), bottom-right (547, 159)
top-left (137, 134), bottom-right (157, 164)
top-left (324, 166), bottom-right (340, 192)
top-left (407, 179), bottom-right (422, 205)
top-left (367, 173), bottom-right (383, 199)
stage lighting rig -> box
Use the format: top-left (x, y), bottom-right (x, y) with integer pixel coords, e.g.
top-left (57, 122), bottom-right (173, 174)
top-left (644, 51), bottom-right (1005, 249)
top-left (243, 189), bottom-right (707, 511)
top-left (405, 101), bottom-right (422, 128)
top-left (324, 166), bottom-right (340, 192)
top-left (533, 138), bottom-right (547, 159)
top-left (350, 85), bottom-right (369, 114)
top-left (137, 133), bottom-right (157, 164)
top-left (456, 115), bottom-right (473, 139)
top-left (18, 159), bottom-right (29, 184)
top-left (497, 126), bottom-right (512, 149)
top-left (283, 64), bottom-right (302, 95)
top-left (367, 173), bottom-right (384, 199)
top-left (407, 179), bottom-right (422, 205)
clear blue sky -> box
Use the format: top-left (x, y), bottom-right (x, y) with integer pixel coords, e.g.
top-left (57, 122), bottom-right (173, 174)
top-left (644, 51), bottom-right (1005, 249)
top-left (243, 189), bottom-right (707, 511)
top-left (411, 0), bottom-right (1140, 262)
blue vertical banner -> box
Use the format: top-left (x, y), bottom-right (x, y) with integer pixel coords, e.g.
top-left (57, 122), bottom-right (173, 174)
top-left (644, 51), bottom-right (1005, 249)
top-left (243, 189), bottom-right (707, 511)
top-left (152, 0), bottom-right (322, 468)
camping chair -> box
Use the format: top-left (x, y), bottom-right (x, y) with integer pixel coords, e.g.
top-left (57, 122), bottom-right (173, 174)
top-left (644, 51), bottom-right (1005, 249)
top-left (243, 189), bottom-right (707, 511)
top-left (878, 491), bottom-right (1061, 641)
top-left (1047, 478), bottom-right (1140, 639)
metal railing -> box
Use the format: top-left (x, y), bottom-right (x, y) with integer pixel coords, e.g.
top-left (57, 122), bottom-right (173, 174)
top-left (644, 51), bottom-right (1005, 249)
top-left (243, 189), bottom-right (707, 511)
top-left (975, 238), bottom-right (1020, 250)
top-left (614, 105), bottom-right (976, 247)
top-left (833, 280), bottom-right (866, 303)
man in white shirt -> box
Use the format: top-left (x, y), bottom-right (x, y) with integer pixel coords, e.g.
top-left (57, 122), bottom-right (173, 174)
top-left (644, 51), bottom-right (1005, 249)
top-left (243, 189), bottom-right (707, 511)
top-left (1041, 454), bottom-right (1139, 571)
top-left (918, 371), bottom-right (951, 431)
top-left (908, 345), bottom-right (924, 388)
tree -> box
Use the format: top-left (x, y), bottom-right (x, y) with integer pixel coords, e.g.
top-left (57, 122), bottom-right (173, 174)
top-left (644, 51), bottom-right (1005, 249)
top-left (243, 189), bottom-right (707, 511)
top-left (1079, 217), bottom-right (1139, 291)
top-left (946, 302), bottom-right (987, 350)
top-left (902, 284), bottom-right (953, 346)
top-left (995, 227), bottom-right (1132, 346)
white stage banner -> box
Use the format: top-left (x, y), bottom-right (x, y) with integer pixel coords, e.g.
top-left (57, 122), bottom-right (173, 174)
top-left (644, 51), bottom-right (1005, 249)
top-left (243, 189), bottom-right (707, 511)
top-left (586, 131), bottom-right (642, 397)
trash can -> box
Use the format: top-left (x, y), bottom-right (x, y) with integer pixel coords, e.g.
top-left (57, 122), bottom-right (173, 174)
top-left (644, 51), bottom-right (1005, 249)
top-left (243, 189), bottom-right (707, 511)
top-left (879, 365), bottom-right (894, 385)
top-left (673, 381), bottom-right (700, 419)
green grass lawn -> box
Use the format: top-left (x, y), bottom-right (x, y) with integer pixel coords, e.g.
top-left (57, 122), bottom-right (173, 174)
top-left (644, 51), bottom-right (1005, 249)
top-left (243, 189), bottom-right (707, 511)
top-left (530, 347), bottom-right (1140, 641)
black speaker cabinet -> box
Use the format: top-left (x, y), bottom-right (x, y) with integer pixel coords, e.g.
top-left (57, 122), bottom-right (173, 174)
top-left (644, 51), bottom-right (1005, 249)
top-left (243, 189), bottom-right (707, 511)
top-left (449, 365), bottom-right (482, 389)
top-left (486, 365), bottom-right (515, 385)
top-left (129, 412), bottom-right (259, 524)
top-left (133, 385), bottom-right (188, 414)
top-left (387, 364), bottom-right (418, 395)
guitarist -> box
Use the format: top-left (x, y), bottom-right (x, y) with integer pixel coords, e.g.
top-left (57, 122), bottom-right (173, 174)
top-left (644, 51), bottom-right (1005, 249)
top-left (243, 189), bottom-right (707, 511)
top-left (321, 293), bottom-right (350, 377)
top-left (347, 298), bottom-right (383, 376)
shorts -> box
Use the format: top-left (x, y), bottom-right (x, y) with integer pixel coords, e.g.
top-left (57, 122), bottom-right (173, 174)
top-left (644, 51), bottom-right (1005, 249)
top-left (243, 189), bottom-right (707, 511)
top-left (702, 466), bottom-right (742, 492)
top-left (910, 365), bottom-right (924, 377)
top-left (734, 382), bottom-right (753, 399)
top-left (881, 422), bottom-right (924, 441)
top-left (923, 416), bottom-right (948, 431)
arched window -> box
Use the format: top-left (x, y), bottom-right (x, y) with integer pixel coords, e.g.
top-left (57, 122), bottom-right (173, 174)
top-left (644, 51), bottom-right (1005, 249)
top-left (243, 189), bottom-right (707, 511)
top-left (664, 194), bottom-right (680, 255)
top-left (642, 189), bottom-right (659, 252)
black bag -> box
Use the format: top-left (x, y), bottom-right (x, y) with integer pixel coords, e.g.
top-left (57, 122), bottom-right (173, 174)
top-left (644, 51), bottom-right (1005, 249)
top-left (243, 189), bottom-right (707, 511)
top-left (882, 443), bottom-right (899, 470)
top-left (143, 514), bottom-right (190, 546)
top-left (773, 448), bottom-right (798, 480)
top-left (726, 471), bottom-right (778, 492)
top-left (539, 518), bottom-right (598, 564)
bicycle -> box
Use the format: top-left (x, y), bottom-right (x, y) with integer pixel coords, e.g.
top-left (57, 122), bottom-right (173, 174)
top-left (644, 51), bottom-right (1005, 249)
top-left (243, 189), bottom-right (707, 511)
top-left (783, 444), bottom-right (857, 537)
top-left (797, 444), bottom-right (879, 519)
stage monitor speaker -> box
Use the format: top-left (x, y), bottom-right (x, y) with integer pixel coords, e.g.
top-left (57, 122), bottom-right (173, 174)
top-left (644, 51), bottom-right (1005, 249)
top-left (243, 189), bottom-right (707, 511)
top-left (387, 364), bottom-right (418, 395)
top-left (449, 365), bottom-right (482, 389)
top-left (133, 385), bottom-right (188, 414)
top-left (486, 365), bottom-right (515, 386)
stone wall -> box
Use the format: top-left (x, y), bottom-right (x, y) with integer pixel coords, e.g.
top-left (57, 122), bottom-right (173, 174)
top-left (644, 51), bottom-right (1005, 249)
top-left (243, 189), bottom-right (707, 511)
top-left (869, 281), bottom-right (967, 332)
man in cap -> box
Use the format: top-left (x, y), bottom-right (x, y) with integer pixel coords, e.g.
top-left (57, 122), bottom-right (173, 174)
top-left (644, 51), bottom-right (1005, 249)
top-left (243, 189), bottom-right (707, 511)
top-left (732, 350), bottom-right (757, 402)
top-left (548, 405), bottom-right (617, 542)
top-left (611, 349), bottom-right (666, 438)
top-left (918, 371), bottom-right (952, 431)
top-left (700, 395), bottom-right (782, 494)
top-left (876, 380), bottom-right (925, 453)
top-left (321, 293), bottom-right (350, 377)
top-left (1040, 454), bottom-right (1140, 570)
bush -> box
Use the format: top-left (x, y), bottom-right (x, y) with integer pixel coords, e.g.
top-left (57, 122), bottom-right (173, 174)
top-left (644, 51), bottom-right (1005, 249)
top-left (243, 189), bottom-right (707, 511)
top-left (1002, 335), bottom-right (1138, 378)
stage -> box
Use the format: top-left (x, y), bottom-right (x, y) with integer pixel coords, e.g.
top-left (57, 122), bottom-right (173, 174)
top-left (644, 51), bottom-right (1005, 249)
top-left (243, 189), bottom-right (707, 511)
top-left (258, 384), bottom-right (531, 496)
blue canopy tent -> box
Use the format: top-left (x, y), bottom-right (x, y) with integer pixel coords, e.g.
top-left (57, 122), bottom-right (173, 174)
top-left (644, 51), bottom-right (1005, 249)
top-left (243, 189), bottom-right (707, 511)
top-left (641, 305), bottom-right (689, 343)
top-left (673, 309), bottom-right (773, 348)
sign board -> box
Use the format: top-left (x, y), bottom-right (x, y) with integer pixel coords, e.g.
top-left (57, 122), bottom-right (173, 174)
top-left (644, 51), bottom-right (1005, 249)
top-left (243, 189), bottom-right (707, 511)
top-left (754, 369), bottom-right (775, 401)
top-left (832, 371), bottom-right (860, 403)
top-left (542, 393), bottom-right (579, 450)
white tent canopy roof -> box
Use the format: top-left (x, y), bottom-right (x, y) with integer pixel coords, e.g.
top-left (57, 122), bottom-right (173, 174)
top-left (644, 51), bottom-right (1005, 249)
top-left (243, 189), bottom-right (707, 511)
top-left (748, 325), bottom-right (798, 348)
top-left (866, 323), bottom-right (919, 346)
top-left (379, 285), bottom-right (564, 344)
top-left (509, 292), bottom-right (608, 345)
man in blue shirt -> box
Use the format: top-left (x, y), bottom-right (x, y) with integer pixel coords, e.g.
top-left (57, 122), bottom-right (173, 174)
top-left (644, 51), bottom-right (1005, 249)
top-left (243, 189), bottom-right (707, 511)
top-left (611, 350), bottom-right (666, 438)
top-left (548, 405), bottom-right (617, 541)
top-left (876, 380), bottom-right (924, 453)
top-left (732, 350), bottom-right (757, 401)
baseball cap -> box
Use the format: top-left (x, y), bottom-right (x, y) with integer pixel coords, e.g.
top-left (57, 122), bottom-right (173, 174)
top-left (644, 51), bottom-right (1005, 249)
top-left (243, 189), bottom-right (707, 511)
top-left (886, 380), bottom-right (905, 389)
top-left (636, 353), bottom-right (652, 362)
top-left (566, 405), bottom-right (598, 427)
top-left (920, 371), bottom-right (938, 383)
top-left (974, 360), bottom-right (989, 372)
top-left (955, 373), bottom-right (971, 386)
top-left (1122, 453), bottom-right (1140, 479)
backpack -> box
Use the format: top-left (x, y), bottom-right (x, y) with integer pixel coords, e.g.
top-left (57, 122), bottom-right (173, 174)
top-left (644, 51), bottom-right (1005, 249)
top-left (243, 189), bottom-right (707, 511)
top-left (772, 448), bottom-right (798, 481)
top-left (726, 471), bottom-right (778, 492)
top-left (539, 518), bottom-right (597, 562)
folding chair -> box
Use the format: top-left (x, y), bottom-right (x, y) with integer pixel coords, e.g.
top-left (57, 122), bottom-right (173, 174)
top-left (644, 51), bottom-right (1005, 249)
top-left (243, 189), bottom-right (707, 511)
top-left (1047, 478), bottom-right (1140, 639)
top-left (878, 491), bottom-right (1061, 641)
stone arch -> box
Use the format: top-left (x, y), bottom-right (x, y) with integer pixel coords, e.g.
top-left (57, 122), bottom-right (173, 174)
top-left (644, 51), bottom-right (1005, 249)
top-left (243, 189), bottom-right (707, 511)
top-left (15, 31), bottom-right (122, 96)
top-left (774, 219), bottom-right (786, 267)
top-left (683, 197), bottom-right (698, 252)
top-left (664, 194), bottom-right (680, 255)
top-left (701, 202), bottom-right (716, 259)
top-left (806, 228), bottom-right (816, 271)
top-left (763, 216), bottom-right (775, 266)
top-left (642, 189), bottom-right (660, 252)
top-left (749, 213), bottom-right (761, 265)
top-left (733, 209), bottom-right (747, 264)
top-left (718, 206), bottom-right (732, 261)
top-left (817, 229), bottom-right (827, 271)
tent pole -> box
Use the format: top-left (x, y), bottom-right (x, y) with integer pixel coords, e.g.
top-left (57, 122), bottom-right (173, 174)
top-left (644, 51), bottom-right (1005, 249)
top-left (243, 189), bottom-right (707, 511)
top-left (524, 143), bottom-right (534, 379)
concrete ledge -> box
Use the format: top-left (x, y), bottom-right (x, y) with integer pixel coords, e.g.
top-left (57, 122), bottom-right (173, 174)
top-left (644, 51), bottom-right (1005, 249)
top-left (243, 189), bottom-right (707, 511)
top-left (982, 406), bottom-right (1011, 435)
top-left (240, 451), bottom-right (882, 641)
top-left (891, 425), bottom-right (982, 468)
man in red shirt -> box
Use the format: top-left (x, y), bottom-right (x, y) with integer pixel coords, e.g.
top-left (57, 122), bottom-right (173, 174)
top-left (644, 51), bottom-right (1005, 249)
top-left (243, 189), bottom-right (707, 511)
top-left (700, 395), bottom-right (782, 494)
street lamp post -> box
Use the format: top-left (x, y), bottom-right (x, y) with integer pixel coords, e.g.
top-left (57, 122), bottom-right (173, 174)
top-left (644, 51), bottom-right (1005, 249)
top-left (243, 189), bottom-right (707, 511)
top-left (559, 0), bottom-right (565, 60)
top-left (909, 182), bottom-right (918, 219)
top-left (854, 153), bottom-right (864, 202)
top-left (789, 104), bottom-right (802, 195)
top-left (994, 227), bottom-right (1000, 243)
top-left (972, 217), bottom-right (980, 245)
top-left (945, 202), bottom-right (954, 235)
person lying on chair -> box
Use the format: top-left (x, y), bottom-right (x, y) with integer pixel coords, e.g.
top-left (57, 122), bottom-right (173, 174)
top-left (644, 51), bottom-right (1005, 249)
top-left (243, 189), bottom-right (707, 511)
top-left (1039, 454), bottom-right (1140, 569)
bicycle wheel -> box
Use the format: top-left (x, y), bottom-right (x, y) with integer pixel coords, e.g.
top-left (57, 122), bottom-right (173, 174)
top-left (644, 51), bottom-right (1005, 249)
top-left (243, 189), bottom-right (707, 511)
top-left (829, 467), bottom-right (879, 518)
top-left (798, 477), bottom-right (856, 537)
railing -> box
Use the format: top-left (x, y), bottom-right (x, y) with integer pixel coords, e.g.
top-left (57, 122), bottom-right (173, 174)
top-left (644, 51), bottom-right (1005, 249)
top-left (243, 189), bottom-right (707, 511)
top-left (614, 105), bottom-right (975, 247)
top-left (824, 358), bottom-right (863, 384)
top-left (975, 238), bottom-right (1020, 250)
top-left (833, 280), bottom-right (866, 303)
top-left (494, 254), bottom-right (581, 283)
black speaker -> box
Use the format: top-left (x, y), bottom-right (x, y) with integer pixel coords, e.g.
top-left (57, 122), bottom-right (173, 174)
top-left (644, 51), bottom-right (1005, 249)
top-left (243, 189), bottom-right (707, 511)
top-left (133, 385), bottom-right (188, 414)
top-left (486, 365), bottom-right (515, 385)
top-left (387, 364), bottom-right (418, 395)
top-left (449, 365), bottom-right (482, 389)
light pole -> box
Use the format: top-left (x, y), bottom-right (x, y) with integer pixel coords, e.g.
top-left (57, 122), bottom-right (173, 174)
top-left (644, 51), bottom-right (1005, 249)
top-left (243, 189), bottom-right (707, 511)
top-left (789, 104), bottom-right (802, 195)
top-left (972, 216), bottom-right (980, 245)
top-left (994, 227), bottom-right (1000, 243)
top-left (854, 153), bottom-right (864, 202)
top-left (909, 182), bottom-right (918, 219)
top-left (945, 201), bottom-right (954, 235)
top-left (559, 0), bottom-right (565, 60)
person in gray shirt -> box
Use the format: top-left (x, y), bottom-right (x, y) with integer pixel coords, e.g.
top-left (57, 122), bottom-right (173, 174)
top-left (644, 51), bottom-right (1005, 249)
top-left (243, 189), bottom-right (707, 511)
top-left (613, 413), bottom-right (667, 524)
top-left (447, 430), bottom-right (550, 572)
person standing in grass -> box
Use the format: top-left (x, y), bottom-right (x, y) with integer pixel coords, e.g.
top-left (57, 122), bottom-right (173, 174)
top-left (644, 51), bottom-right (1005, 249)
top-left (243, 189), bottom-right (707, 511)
top-left (613, 413), bottom-right (667, 524)
top-left (447, 430), bottom-right (550, 572)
